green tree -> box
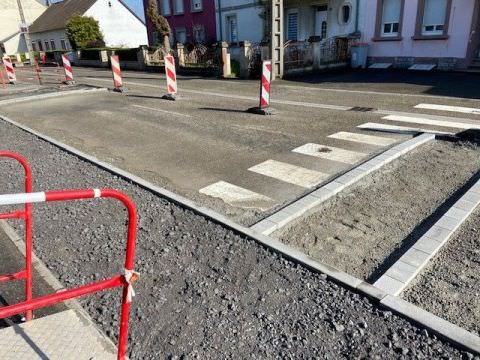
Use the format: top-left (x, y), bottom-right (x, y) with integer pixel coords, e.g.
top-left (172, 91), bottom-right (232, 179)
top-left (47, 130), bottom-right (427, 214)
top-left (65, 15), bottom-right (104, 49)
top-left (146, 0), bottom-right (171, 52)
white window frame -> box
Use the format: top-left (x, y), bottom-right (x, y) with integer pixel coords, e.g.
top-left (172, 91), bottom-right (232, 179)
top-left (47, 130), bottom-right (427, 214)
top-left (44, 40), bottom-right (50, 51)
top-left (338, 2), bottom-right (352, 25)
top-left (380, 0), bottom-right (401, 37)
top-left (60, 39), bottom-right (67, 50)
top-left (191, 0), bottom-right (202, 12)
top-left (193, 25), bottom-right (206, 43)
top-left (50, 39), bottom-right (56, 50)
top-left (421, 0), bottom-right (447, 36)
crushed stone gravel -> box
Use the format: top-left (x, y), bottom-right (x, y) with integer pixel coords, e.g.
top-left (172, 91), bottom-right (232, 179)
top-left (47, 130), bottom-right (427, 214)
top-left (0, 120), bottom-right (476, 359)
top-left (403, 207), bottom-right (480, 337)
top-left (276, 140), bottom-right (480, 281)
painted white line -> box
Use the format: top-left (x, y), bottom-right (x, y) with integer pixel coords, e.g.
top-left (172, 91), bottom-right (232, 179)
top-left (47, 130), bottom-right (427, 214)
top-left (328, 132), bottom-right (397, 146)
top-left (83, 77), bottom-right (352, 111)
top-left (248, 160), bottom-right (328, 188)
top-left (199, 181), bottom-right (275, 211)
top-left (382, 114), bottom-right (480, 129)
top-left (131, 104), bottom-right (191, 118)
top-left (358, 122), bottom-right (453, 135)
top-left (292, 143), bottom-right (367, 164)
top-left (415, 103), bottom-right (480, 115)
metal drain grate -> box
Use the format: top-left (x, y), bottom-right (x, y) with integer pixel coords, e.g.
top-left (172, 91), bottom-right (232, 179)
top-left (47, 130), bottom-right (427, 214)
top-left (349, 106), bottom-right (376, 112)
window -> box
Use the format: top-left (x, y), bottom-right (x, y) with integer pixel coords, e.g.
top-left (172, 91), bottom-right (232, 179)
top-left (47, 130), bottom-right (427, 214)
top-left (173, 0), bottom-right (183, 14)
top-left (193, 25), bottom-right (206, 43)
top-left (421, 0), bottom-right (448, 35)
top-left (338, 3), bottom-right (352, 25)
top-left (226, 15), bottom-right (238, 43)
top-left (381, 0), bottom-right (401, 36)
top-left (50, 39), bottom-right (56, 50)
top-left (31, 42), bottom-right (37, 51)
top-left (60, 39), bottom-right (67, 50)
top-left (175, 27), bottom-right (187, 44)
top-left (37, 40), bottom-right (43, 51)
top-left (287, 11), bottom-right (298, 41)
top-left (191, 0), bottom-right (202, 12)
top-left (44, 41), bottom-right (50, 51)
top-left (160, 0), bottom-right (171, 15)
top-left (321, 21), bottom-right (327, 39)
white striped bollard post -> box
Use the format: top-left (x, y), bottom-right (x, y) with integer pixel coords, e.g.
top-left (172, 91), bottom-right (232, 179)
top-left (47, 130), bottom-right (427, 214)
top-left (162, 55), bottom-right (177, 101)
top-left (247, 60), bottom-right (275, 115)
top-left (62, 54), bottom-right (75, 85)
top-left (110, 55), bottom-right (126, 92)
top-left (2, 57), bottom-right (16, 85)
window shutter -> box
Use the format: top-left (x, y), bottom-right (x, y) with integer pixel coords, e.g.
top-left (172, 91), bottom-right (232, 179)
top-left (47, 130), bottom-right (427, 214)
top-left (423, 0), bottom-right (447, 25)
top-left (382, 0), bottom-right (401, 24)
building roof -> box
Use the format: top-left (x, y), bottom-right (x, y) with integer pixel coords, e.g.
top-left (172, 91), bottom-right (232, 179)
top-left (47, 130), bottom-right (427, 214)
top-left (29, 0), bottom-right (97, 33)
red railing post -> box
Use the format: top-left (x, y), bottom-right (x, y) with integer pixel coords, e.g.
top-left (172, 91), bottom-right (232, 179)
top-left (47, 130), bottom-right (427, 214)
top-left (0, 188), bottom-right (138, 359)
top-left (0, 151), bottom-right (34, 321)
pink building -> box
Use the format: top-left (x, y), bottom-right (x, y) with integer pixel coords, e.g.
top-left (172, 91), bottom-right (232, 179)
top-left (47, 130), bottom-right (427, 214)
top-left (361, 0), bottom-right (480, 70)
top-left (143, 0), bottom-right (217, 46)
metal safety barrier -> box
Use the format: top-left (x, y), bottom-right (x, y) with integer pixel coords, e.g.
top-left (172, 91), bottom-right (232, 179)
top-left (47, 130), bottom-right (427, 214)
top-left (0, 186), bottom-right (139, 360)
top-left (0, 151), bottom-right (34, 321)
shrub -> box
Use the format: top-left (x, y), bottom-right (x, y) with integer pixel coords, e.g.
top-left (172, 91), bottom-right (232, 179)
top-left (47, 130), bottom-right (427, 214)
top-left (66, 15), bottom-right (104, 50)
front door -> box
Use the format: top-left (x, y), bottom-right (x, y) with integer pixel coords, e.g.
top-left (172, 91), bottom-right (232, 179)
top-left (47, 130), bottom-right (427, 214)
top-left (315, 5), bottom-right (328, 39)
top-left (467, 0), bottom-right (480, 65)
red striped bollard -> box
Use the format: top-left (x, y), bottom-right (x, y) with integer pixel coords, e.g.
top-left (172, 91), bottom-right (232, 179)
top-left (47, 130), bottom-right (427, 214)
top-left (62, 54), bottom-right (75, 85)
top-left (0, 64), bottom-right (6, 89)
top-left (110, 55), bottom-right (126, 93)
top-left (247, 60), bottom-right (275, 115)
top-left (2, 57), bottom-right (16, 85)
top-left (162, 55), bottom-right (177, 101)
top-left (40, 52), bottom-right (46, 65)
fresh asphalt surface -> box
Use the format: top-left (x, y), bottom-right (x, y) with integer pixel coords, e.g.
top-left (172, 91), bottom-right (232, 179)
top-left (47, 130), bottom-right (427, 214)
top-left (3, 67), bottom-right (480, 225)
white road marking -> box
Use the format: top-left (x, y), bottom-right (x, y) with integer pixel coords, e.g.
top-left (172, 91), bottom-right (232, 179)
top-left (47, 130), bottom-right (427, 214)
top-left (292, 143), bottom-right (367, 164)
top-left (248, 160), bottom-right (328, 188)
top-left (199, 181), bottom-right (275, 211)
top-left (369, 63), bottom-right (392, 69)
top-left (382, 114), bottom-right (480, 129)
top-left (132, 104), bottom-right (191, 117)
top-left (414, 103), bottom-right (480, 115)
top-left (357, 122), bottom-right (453, 135)
top-left (328, 132), bottom-right (397, 146)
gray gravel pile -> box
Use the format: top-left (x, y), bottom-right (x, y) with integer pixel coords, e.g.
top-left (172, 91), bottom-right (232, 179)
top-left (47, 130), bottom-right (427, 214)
top-left (0, 120), bottom-right (475, 359)
top-left (403, 207), bottom-right (480, 336)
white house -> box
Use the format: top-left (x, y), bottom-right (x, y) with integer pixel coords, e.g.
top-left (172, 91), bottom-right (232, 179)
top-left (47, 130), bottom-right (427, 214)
top-left (215, 0), bottom-right (267, 43)
top-left (28, 0), bottom-right (148, 51)
top-left (0, 0), bottom-right (47, 57)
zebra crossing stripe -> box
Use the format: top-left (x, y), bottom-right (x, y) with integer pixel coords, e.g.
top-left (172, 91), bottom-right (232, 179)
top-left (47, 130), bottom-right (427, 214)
top-left (292, 143), bottom-right (367, 164)
top-left (414, 103), bottom-right (480, 115)
top-left (357, 122), bottom-right (453, 135)
top-left (328, 132), bottom-right (397, 146)
top-left (249, 160), bottom-right (328, 188)
top-left (199, 181), bottom-right (275, 211)
top-left (382, 115), bottom-right (480, 130)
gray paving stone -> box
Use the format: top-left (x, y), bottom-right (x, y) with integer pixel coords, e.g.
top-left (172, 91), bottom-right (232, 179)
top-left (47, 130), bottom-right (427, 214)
top-left (422, 225), bottom-right (453, 244)
top-left (464, 190), bottom-right (480, 205)
top-left (413, 236), bottom-right (443, 255)
top-left (454, 198), bottom-right (477, 212)
top-left (251, 219), bottom-right (278, 235)
top-left (322, 181), bottom-right (345, 193)
top-left (435, 215), bottom-right (460, 232)
top-left (373, 275), bottom-right (405, 296)
top-left (444, 206), bottom-right (469, 221)
top-left (401, 248), bottom-right (431, 268)
top-left (384, 260), bottom-right (418, 284)
top-left (356, 282), bottom-right (387, 301)
top-left (310, 187), bottom-right (334, 202)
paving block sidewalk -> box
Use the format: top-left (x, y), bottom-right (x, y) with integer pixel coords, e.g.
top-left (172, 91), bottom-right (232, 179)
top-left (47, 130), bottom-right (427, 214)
top-left (0, 309), bottom-right (117, 359)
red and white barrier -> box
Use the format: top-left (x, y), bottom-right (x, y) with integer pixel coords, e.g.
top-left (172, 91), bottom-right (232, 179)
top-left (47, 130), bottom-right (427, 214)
top-left (40, 52), bottom-right (47, 65)
top-left (164, 55), bottom-right (177, 98)
top-left (110, 55), bottom-right (124, 91)
top-left (62, 54), bottom-right (74, 83)
top-left (259, 60), bottom-right (272, 108)
top-left (2, 57), bottom-right (16, 84)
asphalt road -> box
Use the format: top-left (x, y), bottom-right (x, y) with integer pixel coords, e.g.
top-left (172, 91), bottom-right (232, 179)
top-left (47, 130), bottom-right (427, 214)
top-left (1, 67), bottom-right (480, 225)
